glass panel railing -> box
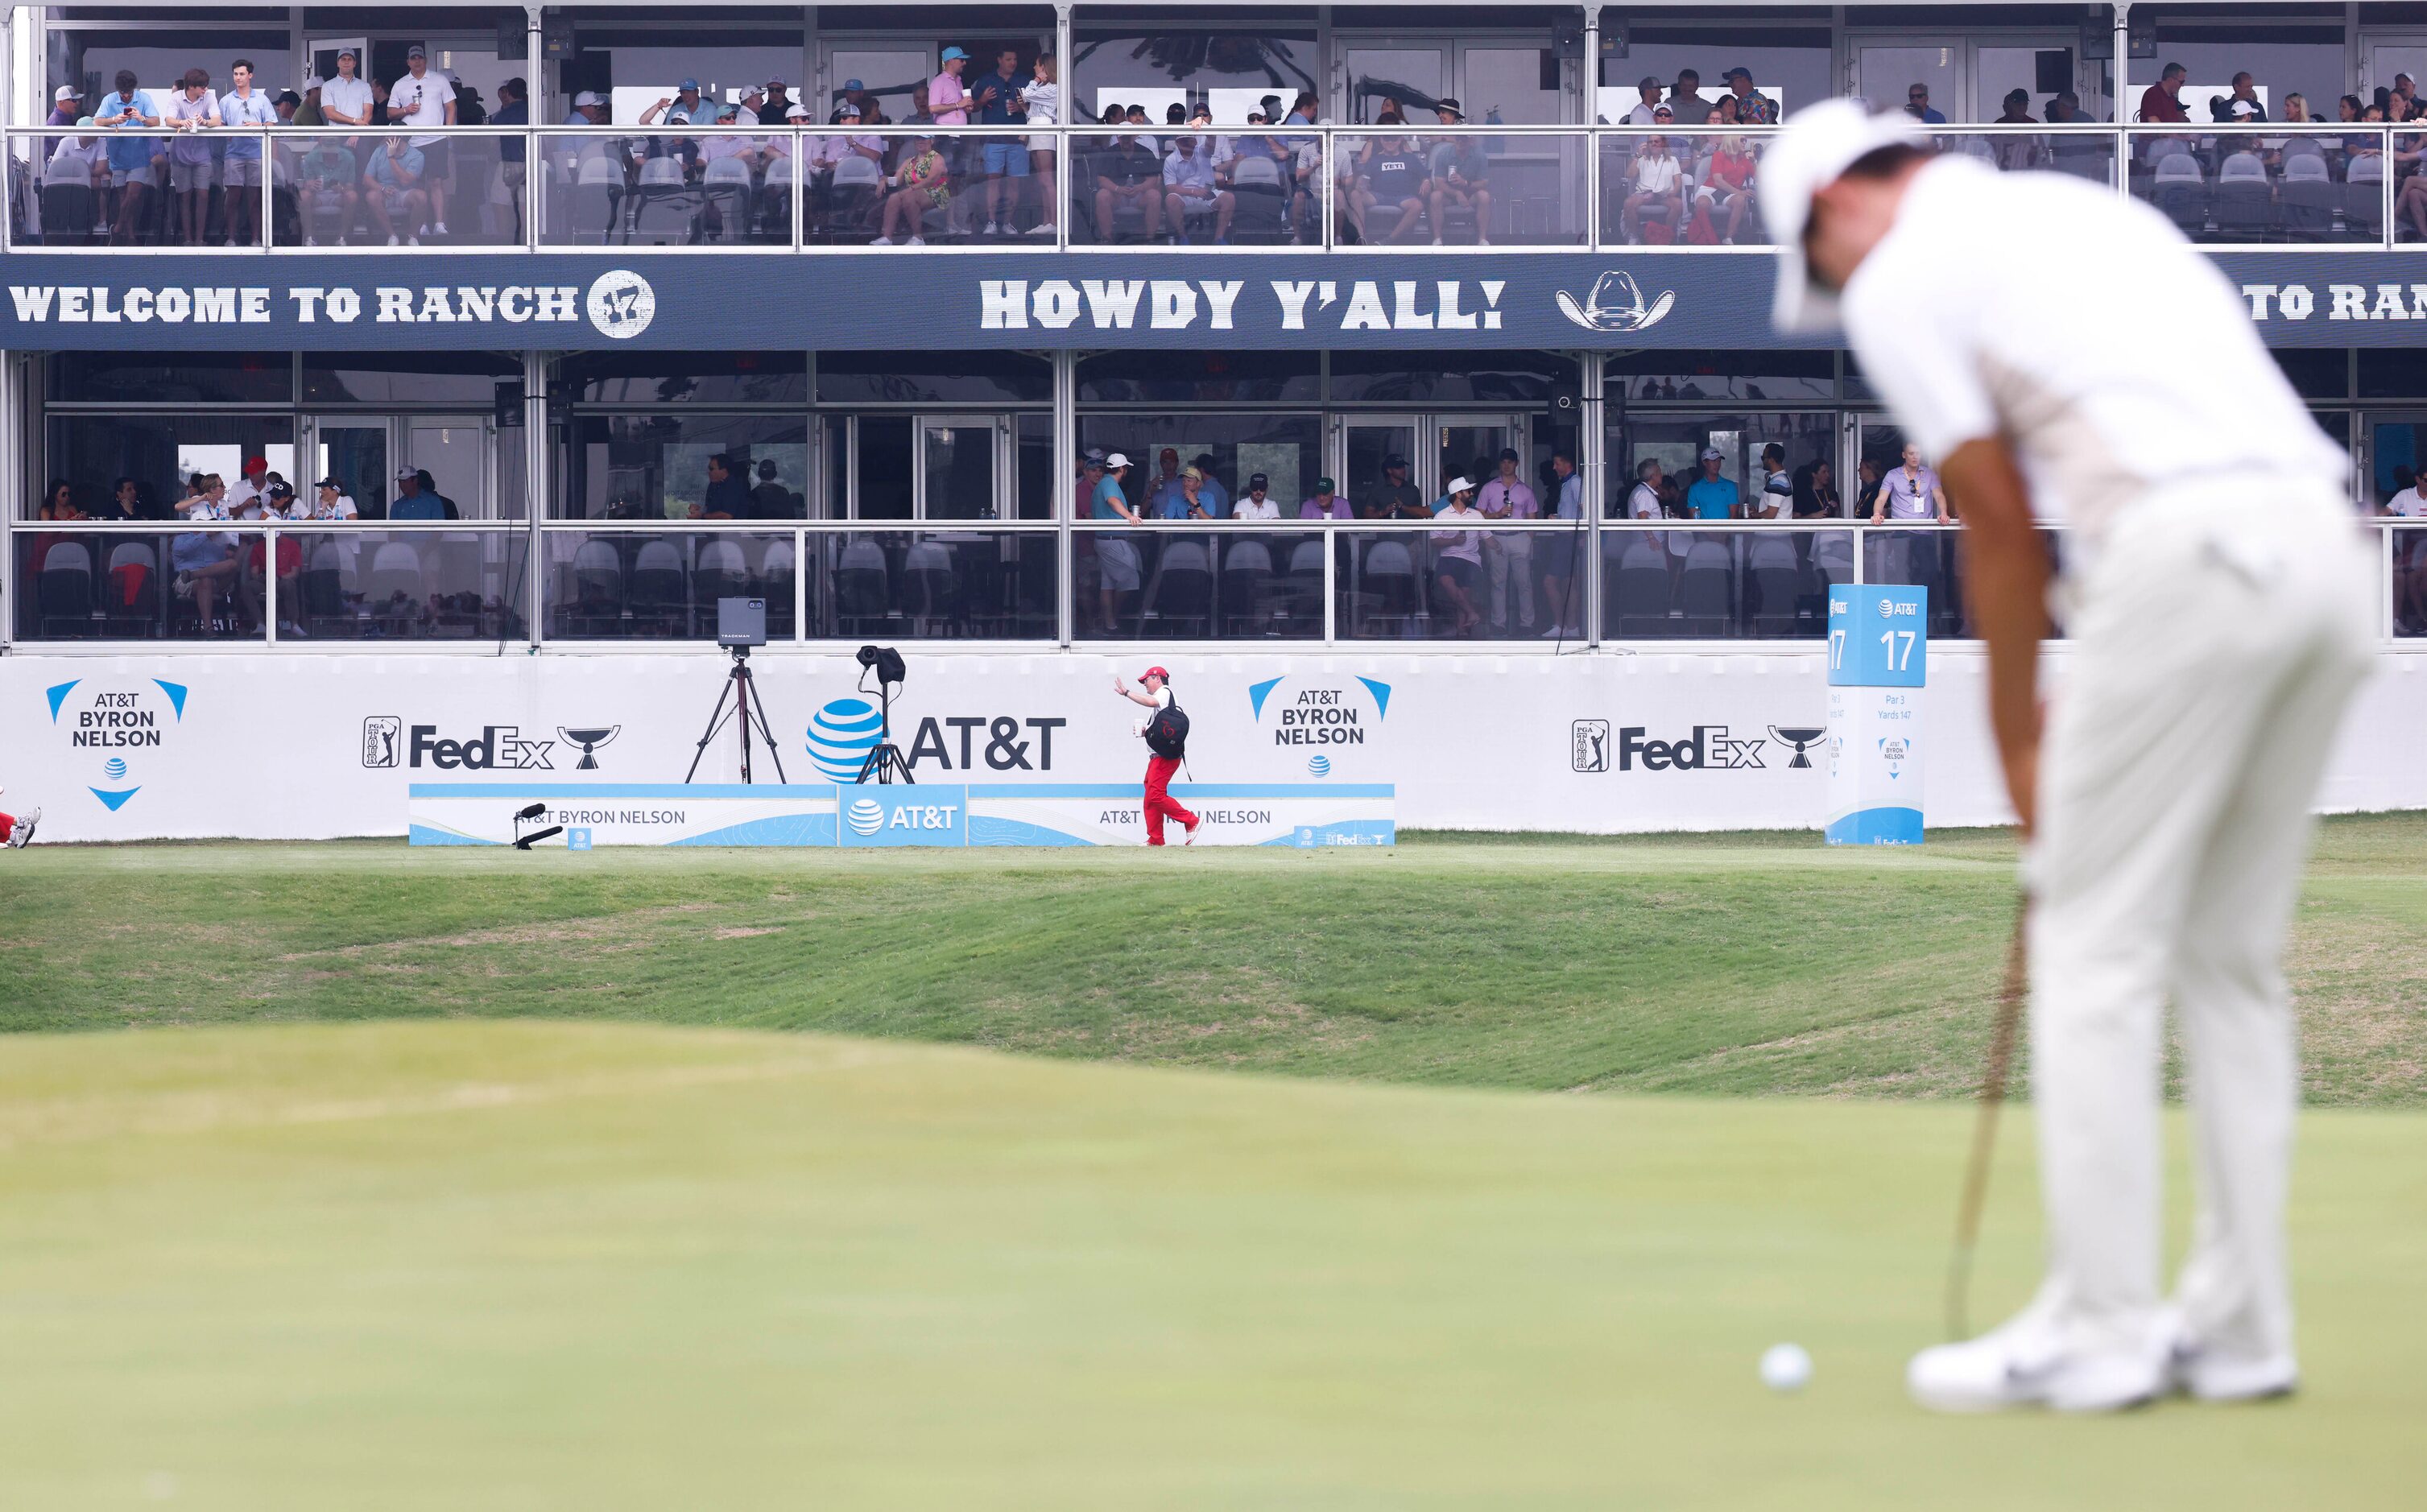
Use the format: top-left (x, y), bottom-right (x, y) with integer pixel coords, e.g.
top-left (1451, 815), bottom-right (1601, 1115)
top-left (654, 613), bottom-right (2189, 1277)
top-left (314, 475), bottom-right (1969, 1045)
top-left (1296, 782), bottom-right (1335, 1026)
top-left (1599, 128), bottom-right (1771, 246)
top-left (274, 528), bottom-right (528, 639)
top-left (20, 124), bottom-right (2427, 253)
top-left (2125, 126), bottom-right (2381, 244)
top-left (1601, 526), bottom-right (1851, 640)
top-left (271, 130), bottom-right (522, 248)
top-left (2391, 522), bottom-right (2427, 638)
top-left (1338, 128), bottom-right (1586, 248)
top-left (14, 526), bottom-right (270, 639)
top-left (535, 130), bottom-right (798, 247)
top-left (545, 529), bottom-right (801, 639)
top-left (1073, 527), bottom-right (1323, 640)
top-left (16, 131), bottom-right (209, 247)
top-left (812, 530), bottom-right (1057, 639)
top-left (1326, 523), bottom-right (1577, 642)
top-left (1929, 124), bottom-right (2119, 187)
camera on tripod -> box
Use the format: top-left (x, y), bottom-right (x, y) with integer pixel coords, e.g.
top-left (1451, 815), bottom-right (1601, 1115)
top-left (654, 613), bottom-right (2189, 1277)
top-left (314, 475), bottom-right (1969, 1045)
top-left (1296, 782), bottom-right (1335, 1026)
top-left (717, 597), bottom-right (767, 650)
top-left (684, 597), bottom-right (787, 785)
top-left (853, 644), bottom-right (915, 785)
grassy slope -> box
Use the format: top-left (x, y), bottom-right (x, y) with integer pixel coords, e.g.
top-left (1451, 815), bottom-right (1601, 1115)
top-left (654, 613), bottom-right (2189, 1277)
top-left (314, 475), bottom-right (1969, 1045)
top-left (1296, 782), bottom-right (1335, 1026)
top-left (6, 816), bottom-right (2424, 1103)
top-left (2, 1022), bottom-right (2421, 1512)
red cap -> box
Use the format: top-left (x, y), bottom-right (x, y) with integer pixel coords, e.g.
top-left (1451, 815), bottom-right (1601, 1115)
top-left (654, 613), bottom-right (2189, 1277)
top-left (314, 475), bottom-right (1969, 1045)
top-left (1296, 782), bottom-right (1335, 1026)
top-left (242, 456), bottom-right (268, 474)
top-left (1142, 666), bottom-right (1169, 681)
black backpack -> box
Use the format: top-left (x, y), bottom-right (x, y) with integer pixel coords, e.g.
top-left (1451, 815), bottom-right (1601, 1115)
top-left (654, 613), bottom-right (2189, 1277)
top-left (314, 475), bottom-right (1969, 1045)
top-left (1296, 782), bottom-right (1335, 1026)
top-left (1144, 697), bottom-right (1189, 759)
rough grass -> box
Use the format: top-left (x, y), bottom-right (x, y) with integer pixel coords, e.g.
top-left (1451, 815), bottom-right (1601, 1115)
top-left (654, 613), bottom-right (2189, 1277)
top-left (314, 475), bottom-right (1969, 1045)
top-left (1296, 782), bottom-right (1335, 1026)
top-left (7, 815), bottom-right (2423, 1105)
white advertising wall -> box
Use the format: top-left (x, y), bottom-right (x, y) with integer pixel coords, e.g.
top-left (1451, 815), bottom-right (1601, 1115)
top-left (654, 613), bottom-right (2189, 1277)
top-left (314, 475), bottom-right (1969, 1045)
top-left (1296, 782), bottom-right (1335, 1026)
top-left (6, 648), bottom-right (2424, 843)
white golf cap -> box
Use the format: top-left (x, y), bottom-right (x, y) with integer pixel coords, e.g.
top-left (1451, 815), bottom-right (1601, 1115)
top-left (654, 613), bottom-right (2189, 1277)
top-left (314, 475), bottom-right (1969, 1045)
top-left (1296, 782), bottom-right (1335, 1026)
top-left (1104, 452), bottom-right (1131, 468)
top-left (1444, 475), bottom-right (1474, 495)
top-left (1762, 98), bottom-right (1929, 334)
top-left (56, 85), bottom-right (80, 101)
top-left (573, 90), bottom-right (605, 109)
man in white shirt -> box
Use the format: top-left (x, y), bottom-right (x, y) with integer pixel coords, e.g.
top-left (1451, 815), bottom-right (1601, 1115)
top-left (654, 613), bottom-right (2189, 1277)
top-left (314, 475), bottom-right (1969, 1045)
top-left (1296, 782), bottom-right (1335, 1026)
top-left (1232, 473), bottom-right (1281, 520)
top-left (1621, 76), bottom-right (1664, 126)
top-left (387, 45), bottom-right (456, 233)
top-left (225, 455), bottom-right (271, 516)
top-left (2386, 475), bottom-right (2427, 632)
top-left (1770, 101), bottom-right (2373, 1415)
top-left (319, 48), bottom-right (374, 129)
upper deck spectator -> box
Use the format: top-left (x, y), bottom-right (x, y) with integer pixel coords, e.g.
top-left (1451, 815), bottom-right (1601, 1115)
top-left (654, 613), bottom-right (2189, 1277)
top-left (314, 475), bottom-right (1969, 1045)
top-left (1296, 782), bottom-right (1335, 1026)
top-left (1366, 455), bottom-right (1426, 519)
top-left (1162, 134), bottom-right (1234, 244)
top-left (320, 49), bottom-right (373, 127)
top-left (1668, 72), bottom-right (1715, 126)
top-left (1623, 77), bottom-right (1664, 126)
top-left (1723, 67), bottom-right (1777, 125)
top-left (1300, 477), bottom-right (1353, 519)
top-left (1904, 84), bottom-right (1946, 125)
top-left (1873, 444), bottom-right (1951, 524)
top-left (930, 48), bottom-right (973, 126)
top-left (2212, 72), bottom-right (2268, 124)
top-left (1234, 473), bottom-right (1280, 520)
top-left (49, 84), bottom-right (82, 126)
top-left (388, 46), bottom-right (457, 236)
top-left (1685, 448), bottom-right (1739, 519)
top-left (2140, 61), bottom-right (2189, 123)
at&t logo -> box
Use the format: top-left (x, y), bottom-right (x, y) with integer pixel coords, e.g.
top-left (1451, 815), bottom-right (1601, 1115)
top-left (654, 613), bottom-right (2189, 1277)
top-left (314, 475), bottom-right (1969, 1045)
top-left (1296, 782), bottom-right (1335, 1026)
top-left (846, 796), bottom-right (885, 836)
top-left (837, 787), bottom-right (969, 847)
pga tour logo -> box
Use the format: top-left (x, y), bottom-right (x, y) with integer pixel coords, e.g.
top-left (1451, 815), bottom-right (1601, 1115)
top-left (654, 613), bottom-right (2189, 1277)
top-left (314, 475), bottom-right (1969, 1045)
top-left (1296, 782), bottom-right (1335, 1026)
top-left (586, 270), bottom-right (655, 340)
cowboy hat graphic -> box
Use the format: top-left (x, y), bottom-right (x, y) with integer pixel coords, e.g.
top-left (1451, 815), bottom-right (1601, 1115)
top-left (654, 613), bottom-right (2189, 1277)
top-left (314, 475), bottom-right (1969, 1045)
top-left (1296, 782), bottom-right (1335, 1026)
top-left (1556, 269), bottom-right (1677, 333)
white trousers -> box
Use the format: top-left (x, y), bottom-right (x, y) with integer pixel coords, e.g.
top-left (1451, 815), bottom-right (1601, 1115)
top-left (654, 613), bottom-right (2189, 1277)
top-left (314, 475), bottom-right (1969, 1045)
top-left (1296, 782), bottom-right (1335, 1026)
top-left (2028, 485), bottom-right (2375, 1363)
top-left (1484, 534), bottom-right (1534, 630)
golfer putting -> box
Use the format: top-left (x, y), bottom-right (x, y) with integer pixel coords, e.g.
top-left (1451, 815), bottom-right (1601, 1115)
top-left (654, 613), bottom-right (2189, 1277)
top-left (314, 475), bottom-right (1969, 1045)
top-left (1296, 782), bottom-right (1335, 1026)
top-left (1768, 102), bottom-right (2375, 1412)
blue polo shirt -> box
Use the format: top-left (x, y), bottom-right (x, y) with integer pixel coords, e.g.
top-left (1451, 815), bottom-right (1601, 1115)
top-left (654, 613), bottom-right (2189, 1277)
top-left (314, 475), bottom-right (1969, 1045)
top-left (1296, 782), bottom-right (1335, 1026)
top-left (1685, 476), bottom-right (1739, 520)
top-left (98, 92), bottom-right (159, 173)
top-left (967, 69), bottom-right (1031, 126)
top-left (1090, 473), bottom-right (1130, 519)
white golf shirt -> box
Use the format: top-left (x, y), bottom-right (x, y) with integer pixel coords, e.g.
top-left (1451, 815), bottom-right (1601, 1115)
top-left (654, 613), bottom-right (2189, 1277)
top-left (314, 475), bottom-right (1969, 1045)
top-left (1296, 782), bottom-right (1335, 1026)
top-left (387, 69), bottom-right (454, 147)
top-left (1838, 157), bottom-right (2343, 548)
top-left (319, 73), bottom-right (374, 126)
top-left (2386, 485), bottom-right (2427, 518)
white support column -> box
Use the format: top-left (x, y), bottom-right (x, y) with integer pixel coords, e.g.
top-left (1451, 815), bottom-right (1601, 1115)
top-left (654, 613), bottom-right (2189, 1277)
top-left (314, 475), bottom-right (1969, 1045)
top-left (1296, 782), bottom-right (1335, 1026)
top-left (1580, 349), bottom-right (1603, 646)
top-left (524, 349), bottom-right (548, 650)
top-left (526, 5), bottom-right (544, 112)
top-left (1053, 348), bottom-right (1075, 647)
top-left (0, 349), bottom-right (16, 651)
top-left (1582, 4), bottom-right (1600, 250)
top-left (1056, 3), bottom-right (1073, 246)
top-left (2113, 3), bottom-right (2131, 124)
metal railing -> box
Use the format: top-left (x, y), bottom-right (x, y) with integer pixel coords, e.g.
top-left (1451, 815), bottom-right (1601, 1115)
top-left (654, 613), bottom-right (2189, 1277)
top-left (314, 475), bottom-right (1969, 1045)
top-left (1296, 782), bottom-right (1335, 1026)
top-left (16, 516), bottom-right (2424, 649)
top-left (12, 123), bottom-right (2427, 254)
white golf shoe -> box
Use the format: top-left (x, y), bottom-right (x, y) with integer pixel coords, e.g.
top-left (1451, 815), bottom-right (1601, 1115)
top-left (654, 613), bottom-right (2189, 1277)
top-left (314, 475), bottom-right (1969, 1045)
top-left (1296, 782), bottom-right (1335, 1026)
top-left (10, 807), bottom-right (40, 848)
top-left (2169, 1339), bottom-right (2299, 1403)
top-left (1908, 1308), bottom-right (2167, 1414)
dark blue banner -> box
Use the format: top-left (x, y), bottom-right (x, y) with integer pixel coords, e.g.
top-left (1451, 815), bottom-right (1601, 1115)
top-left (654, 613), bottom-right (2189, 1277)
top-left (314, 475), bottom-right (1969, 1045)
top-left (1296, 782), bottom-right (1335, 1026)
top-left (0, 250), bottom-right (2418, 350)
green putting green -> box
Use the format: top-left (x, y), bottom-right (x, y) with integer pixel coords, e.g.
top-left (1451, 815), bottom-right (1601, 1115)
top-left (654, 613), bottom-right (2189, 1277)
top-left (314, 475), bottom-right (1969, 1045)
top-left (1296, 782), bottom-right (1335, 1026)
top-left (2, 1021), bottom-right (2420, 1510)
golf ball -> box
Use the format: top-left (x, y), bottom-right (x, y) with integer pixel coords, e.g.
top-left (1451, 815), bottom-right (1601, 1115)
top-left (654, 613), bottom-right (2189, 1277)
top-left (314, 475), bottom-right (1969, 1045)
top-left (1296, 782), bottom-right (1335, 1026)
top-left (1759, 1342), bottom-right (1813, 1394)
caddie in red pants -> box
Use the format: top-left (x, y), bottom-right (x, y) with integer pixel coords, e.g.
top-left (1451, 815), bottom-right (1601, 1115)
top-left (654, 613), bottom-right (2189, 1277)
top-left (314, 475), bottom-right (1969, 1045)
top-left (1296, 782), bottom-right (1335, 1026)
top-left (1114, 665), bottom-right (1200, 845)
top-left (0, 787), bottom-right (39, 849)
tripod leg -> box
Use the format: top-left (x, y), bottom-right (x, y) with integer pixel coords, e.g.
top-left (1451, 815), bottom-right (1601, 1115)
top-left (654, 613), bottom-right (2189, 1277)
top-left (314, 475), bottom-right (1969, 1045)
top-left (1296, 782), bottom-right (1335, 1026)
top-left (684, 675), bottom-right (738, 783)
top-left (742, 672), bottom-right (789, 783)
top-left (736, 667), bottom-right (754, 785)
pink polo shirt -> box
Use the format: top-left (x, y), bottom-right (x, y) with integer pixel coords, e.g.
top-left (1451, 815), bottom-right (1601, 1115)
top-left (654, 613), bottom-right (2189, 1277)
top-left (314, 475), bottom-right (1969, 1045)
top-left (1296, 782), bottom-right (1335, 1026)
top-left (928, 71), bottom-right (970, 126)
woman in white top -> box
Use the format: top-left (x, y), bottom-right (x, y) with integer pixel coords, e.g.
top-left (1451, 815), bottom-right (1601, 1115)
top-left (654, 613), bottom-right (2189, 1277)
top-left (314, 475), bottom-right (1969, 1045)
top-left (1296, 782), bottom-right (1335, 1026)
top-left (1624, 134), bottom-right (1684, 242)
top-left (1022, 54), bottom-right (1060, 238)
